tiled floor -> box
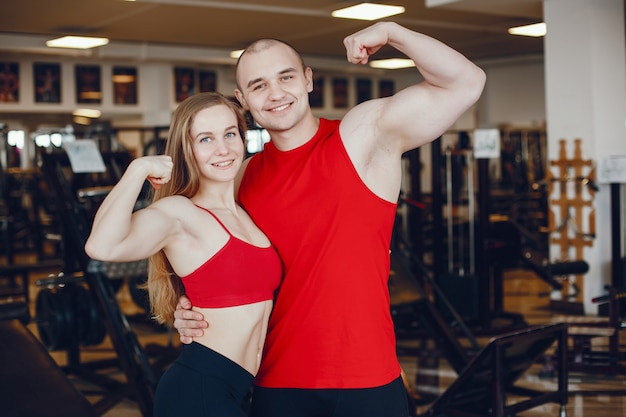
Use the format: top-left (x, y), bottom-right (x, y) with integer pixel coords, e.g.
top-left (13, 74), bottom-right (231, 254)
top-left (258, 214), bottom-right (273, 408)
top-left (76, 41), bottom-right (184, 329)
top-left (7, 261), bottom-right (626, 416)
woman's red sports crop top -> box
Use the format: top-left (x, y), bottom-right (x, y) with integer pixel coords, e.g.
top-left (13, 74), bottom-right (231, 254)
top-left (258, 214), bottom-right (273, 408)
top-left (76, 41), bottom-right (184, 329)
top-left (180, 206), bottom-right (282, 308)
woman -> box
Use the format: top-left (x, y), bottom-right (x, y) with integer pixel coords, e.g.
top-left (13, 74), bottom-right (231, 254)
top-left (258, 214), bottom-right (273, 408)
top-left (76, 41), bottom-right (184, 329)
top-left (85, 92), bottom-right (282, 417)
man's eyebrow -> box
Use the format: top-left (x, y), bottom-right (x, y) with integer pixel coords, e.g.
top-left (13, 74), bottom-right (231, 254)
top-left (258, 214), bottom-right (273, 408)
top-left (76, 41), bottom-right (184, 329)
top-left (246, 77), bottom-right (264, 89)
top-left (246, 67), bottom-right (298, 89)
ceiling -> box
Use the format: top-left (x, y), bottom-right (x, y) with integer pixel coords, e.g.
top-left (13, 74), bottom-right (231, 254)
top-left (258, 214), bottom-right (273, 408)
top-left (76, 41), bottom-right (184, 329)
top-left (0, 0), bottom-right (545, 63)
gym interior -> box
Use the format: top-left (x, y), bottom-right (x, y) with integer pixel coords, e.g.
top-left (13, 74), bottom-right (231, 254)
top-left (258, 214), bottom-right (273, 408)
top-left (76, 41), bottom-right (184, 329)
top-left (1, 1), bottom-right (625, 416)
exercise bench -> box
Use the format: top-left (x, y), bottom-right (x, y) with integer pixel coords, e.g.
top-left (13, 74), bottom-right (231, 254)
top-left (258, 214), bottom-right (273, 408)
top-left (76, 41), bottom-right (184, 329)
top-left (0, 304), bottom-right (99, 417)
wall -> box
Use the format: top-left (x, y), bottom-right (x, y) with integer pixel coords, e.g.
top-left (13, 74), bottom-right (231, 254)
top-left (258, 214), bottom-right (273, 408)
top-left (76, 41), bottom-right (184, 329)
top-left (478, 56), bottom-right (545, 128)
top-left (1, 40), bottom-right (549, 193)
top-left (0, 33), bottom-right (548, 131)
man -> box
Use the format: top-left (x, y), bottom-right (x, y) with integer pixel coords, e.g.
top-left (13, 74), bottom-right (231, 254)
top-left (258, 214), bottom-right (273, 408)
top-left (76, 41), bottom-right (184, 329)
top-left (173, 21), bottom-right (486, 417)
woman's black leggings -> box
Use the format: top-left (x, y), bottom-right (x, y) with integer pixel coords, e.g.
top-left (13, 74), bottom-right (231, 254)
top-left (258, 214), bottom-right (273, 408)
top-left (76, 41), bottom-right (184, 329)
top-left (154, 342), bottom-right (254, 417)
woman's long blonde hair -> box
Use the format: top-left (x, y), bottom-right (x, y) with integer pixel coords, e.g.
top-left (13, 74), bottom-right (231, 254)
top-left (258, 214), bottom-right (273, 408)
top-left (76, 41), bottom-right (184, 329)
top-left (147, 92), bottom-right (247, 324)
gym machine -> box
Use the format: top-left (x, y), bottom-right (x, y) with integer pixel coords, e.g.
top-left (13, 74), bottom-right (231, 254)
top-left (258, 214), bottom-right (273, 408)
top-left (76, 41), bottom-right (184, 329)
top-left (417, 323), bottom-right (568, 417)
top-left (551, 180), bottom-right (626, 377)
top-left (37, 148), bottom-right (169, 417)
top-left (390, 217), bottom-right (569, 417)
top-left (426, 136), bottom-right (527, 331)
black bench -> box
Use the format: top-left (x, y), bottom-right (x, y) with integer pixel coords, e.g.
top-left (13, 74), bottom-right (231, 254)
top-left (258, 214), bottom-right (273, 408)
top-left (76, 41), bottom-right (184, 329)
top-left (0, 314), bottom-right (99, 417)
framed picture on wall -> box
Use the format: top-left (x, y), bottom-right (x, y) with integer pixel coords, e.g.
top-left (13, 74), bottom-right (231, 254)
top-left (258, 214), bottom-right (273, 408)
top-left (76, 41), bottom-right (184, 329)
top-left (199, 70), bottom-right (216, 93)
top-left (378, 79), bottom-right (394, 98)
top-left (112, 66), bottom-right (138, 105)
top-left (75, 64), bottom-right (102, 104)
top-left (309, 76), bottom-right (324, 108)
top-left (174, 67), bottom-right (196, 102)
top-left (0, 62), bottom-right (19, 103)
top-left (356, 78), bottom-right (372, 104)
top-left (332, 77), bottom-right (348, 109)
top-left (33, 62), bottom-right (61, 103)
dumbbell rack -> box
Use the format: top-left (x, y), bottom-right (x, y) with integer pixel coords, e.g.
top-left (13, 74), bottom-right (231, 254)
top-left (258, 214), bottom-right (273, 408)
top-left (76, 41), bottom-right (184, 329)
top-left (40, 150), bottom-right (158, 417)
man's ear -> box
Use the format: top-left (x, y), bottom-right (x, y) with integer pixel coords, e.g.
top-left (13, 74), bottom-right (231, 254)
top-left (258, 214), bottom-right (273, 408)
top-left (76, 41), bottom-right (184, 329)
top-left (234, 89), bottom-right (249, 110)
top-left (305, 67), bottom-right (313, 93)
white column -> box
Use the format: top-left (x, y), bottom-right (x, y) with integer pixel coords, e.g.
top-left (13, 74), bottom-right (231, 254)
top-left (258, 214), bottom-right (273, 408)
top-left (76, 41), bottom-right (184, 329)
top-left (543, 0), bottom-right (626, 313)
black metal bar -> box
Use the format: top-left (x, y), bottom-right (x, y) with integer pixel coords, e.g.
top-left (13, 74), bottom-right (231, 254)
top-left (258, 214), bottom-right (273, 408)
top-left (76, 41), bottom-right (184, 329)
top-left (431, 138), bottom-right (444, 277)
top-left (476, 158), bottom-right (491, 326)
top-left (611, 183), bottom-right (624, 293)
top-left (407, 148), bottom-right (423, 258)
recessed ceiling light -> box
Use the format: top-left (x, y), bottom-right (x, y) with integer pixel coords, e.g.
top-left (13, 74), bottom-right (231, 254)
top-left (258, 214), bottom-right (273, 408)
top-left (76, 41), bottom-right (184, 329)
top-left (46, 36), bottom-right (109, 49)
top-left (369, 58), bottom-right (415, 69)
top-left (508, 22), bottom-right (546, 37)
top-left (331, 3), bottom-right (405, 21)
top-left (425, 0), bottom-right (462, 7)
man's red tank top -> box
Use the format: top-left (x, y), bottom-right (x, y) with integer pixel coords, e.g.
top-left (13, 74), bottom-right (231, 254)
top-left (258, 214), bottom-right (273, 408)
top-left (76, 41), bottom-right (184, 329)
top-left (238, 118), bottom-right (400, 389)
top-left (180, 206), bottom-right (282, 308)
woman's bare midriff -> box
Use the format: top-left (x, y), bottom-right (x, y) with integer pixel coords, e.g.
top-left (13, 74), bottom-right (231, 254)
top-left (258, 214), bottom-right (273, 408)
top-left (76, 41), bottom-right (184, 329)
top-left (191, 299), bottom-right (273, 375)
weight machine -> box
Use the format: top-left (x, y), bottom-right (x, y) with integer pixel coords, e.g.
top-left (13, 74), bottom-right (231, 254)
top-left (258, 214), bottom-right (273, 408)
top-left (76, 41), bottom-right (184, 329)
top-left (38, 149), bottom-right (170, 417)
top-left (424, 137), bottom-right (528, 331)
top-left (390, 217), bottom-right (569, 417)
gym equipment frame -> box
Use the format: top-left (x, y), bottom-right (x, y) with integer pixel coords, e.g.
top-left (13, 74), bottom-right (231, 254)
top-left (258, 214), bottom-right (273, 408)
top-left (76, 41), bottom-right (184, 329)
top-left (40, 149), bottom-right (159, 417)
top-left (418, 323), bottom-right (568, 417)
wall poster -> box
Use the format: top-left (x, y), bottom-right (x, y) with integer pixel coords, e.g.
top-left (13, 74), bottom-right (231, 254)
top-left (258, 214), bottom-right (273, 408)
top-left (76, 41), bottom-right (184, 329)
top-left (174, 67), bottom-right (196, 102)
top-left (199, 70), bottom-right (216, 93)
top-left (332, 77), bottom-right (348, 108)
top-left (309, 76), bottom-right (324, 108)
top-left (0, 62), bottom-right (19, 102)
top-left (75, 64), bottom-right (102, 104)
top-left (113, 66), bottom-right (138, 105)
top-left (34, 62), bottom-right (61, 103)
top-left (379, 79), bottom-right (394, 98)
top-left (356, 78), bottom-right (372, 104)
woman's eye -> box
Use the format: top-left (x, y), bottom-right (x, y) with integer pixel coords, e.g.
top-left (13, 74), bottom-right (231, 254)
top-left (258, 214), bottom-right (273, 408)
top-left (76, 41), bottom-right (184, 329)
top-left (200, 137), bottom-right (211, 143)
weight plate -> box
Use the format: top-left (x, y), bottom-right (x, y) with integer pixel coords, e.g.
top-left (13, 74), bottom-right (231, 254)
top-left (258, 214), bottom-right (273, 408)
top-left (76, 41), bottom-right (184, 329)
top-left (74, 285), bottom-right (106, 346)
top-left (35, 287), bottom-right (74, 351)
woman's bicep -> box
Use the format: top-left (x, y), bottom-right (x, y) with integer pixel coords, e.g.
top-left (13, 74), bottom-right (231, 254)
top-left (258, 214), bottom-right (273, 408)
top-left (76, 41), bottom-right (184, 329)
top-left (102, 206), bottom-right (177, 262)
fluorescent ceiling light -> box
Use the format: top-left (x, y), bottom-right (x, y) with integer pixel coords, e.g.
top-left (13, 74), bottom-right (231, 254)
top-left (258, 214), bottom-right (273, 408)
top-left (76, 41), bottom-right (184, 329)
top-left (332, 3), bottom-right (405, 21)
top-left (46, 36), bottom-right (109, 49)
top-left (72, 108), bottom-right (102, 118)
top-left (230, 49), bottom-right (244, 59)
top-left (369, 58), bottom-right (414, 69)
top-left (508, 22), bottom-right (546, 37)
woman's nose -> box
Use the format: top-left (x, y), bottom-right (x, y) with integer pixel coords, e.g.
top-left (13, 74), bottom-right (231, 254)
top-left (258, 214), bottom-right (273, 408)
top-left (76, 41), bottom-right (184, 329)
top-left (214, 139), bottom-right (229, 154)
